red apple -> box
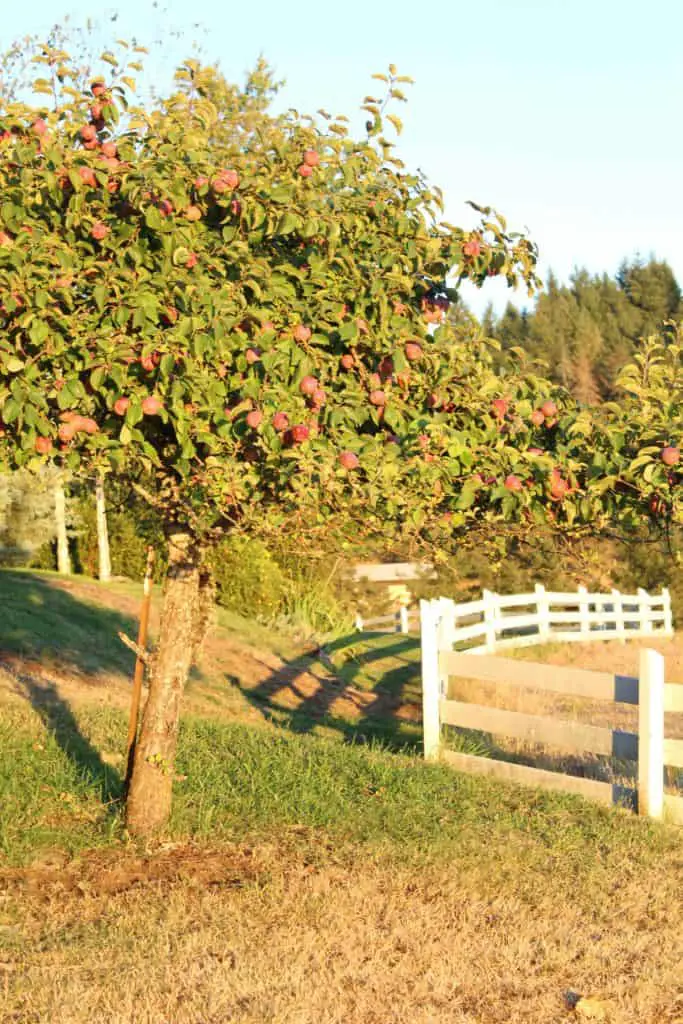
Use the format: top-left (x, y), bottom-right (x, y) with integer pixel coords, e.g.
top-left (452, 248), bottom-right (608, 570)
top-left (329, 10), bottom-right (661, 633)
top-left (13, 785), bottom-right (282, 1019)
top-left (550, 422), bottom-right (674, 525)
top-left (194, 175), bottom-right (209, 190)
top-left (32, 118), bottom-right (48, 137)
top-left (157, 199), bottom-right (173, 217)
top-left (78, 166), bottom-right (96, 187)
top-left (0, 231), bottom-right (12, 247)
top-left (246, 409), bottom-right (263, 429)
top-left (541, 399), bottom-right (558, 418)
top-left (185, 204), bottom-right (202, 222)
top-left (298, 164), bottom-right (313, 178)
top-left (463, 238), bottom-right (481, 258)
top-left (272, 412), bottom-right (289, 432)
top-left (80, 124), bottom-right (97, 142)
top-left (245, 347), bottom-right (261, 365)
top-left (491, 398), bottom-right (508, 420)
top-left (340, 353), bottom-right (355, 370)
top-left (338, 450), bottom-right (359, 470)
top-left (34, 436), bottom-right (52, 454)
top-left (140, 353), bottom-right (158, 372)
top-left (293, 324), bottom-right (312, 343)
top-left (101, 141), bottom-right (117, 158)
top-left (290, 424), bottom-right (310, 444)
top-left (369, 389), bottom-right (386, 407)
top-left (504, 474), bottom-right (523, 492)
top-left (91, 81), bottom-right (106, 97)
top-left (141, 396), bottom-right (162, 416)
top-left (260, 320), bottom-right (275, 333)
top-left (185, 253), bottom-right (198, 269)
top-left (230, 199), bottom-right (242, 216)
top-left (114, 397), bottom-right (130, 416)
top-left (311, 388), bottom-right (326, 406)
top-left (300, 375), bottom-right (318, 395)
top-left (661, 446), bottom-right (680, 466)
top-left (82, 418), bottom-right (98, 434)
top-left (58, 422), bottom-right (77, 442)
top-left (405, 342), bottom-right (423, 362)
top-left (528, 447), bottom-right (544, 455)
top-left (530, 409), bottom-right (545, 427)
top-left (91, 222), bottom-right (108, 240)
top-left (220, 169), bottom-right (240, 189)
top-left (303, 150), bottom-right (320, 167)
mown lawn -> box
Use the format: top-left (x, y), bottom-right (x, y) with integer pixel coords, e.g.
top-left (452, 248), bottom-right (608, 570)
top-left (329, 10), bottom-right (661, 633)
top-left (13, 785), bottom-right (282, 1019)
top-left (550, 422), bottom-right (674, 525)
top-left (1, 570), bottom-right (682, 1022)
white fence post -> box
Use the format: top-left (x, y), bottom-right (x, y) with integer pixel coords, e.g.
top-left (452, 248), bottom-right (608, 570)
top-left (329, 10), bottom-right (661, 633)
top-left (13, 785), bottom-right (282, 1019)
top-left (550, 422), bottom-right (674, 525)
top-left (638, 648), bottom-right (665, 819)
top-left (420, 600), bottom-right (441, 760)
top-left (612, 588), bottom-right (626, 643)
top-left (482, 589), bottom-right (498, 652)
top-left (637, 588), bottom-right (651, 634)
top-left (662, 588), bottom-right (673, 635)
top-left (577, 585), bottom-right (590, 638)
top-left (399, 604), bottom-right (409, 634)
top-left (534, 583), bottom-right (550, 643)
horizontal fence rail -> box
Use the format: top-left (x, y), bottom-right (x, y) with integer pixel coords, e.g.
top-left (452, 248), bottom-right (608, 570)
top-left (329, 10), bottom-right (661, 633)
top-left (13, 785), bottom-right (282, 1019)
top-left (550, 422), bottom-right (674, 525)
top-left (356, 584), bottom-right (673, 651)
top-left (420, 598), bottom-right (683, 825)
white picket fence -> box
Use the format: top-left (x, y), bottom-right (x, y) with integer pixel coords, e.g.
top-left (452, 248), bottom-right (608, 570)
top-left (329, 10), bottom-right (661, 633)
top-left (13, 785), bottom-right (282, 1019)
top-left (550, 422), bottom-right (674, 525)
top-left (356, 584), bottom-right (673, 650)
top-left (420, 598), bottom-right (683, 824)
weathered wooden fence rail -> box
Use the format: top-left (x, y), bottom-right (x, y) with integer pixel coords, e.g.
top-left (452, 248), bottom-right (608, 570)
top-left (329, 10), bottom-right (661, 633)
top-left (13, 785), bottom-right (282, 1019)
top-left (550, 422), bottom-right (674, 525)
top-left (356, 585), bottom-right (673, 649)
top-left (420, 597), bottom-right (683, 824)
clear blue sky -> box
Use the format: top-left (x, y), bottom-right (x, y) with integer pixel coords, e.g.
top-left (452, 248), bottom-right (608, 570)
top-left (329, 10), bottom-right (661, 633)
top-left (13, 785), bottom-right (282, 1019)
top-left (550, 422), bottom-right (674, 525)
top-left (5, 0), bottom-right (682, 314)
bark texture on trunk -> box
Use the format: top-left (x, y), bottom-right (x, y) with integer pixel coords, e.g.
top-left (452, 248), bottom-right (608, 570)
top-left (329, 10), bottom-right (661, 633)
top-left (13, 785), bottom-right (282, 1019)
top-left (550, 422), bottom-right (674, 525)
top-left (125, 532), bottom-right (201, 837)
top-left (54, 477), bottom-right (71, 576)
top-left (95, 475), bottom-right (111, 582)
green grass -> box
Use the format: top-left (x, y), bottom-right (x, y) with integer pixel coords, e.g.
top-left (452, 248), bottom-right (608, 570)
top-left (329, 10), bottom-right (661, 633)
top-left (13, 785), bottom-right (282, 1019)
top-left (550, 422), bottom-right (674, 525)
top-left (0, 569), bottom-right (138, 677)
top-left (1, 695), bottom-right (679, 881)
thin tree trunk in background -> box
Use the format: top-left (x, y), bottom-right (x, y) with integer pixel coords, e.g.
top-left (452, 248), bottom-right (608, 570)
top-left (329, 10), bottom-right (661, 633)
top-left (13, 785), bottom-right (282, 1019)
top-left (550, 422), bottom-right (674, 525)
top-left (95, 474), bottom-right (111, 582)
top-left (54, 477), bottom-right (71, 575)
top-left (125, 533), bottom-right (202, 837)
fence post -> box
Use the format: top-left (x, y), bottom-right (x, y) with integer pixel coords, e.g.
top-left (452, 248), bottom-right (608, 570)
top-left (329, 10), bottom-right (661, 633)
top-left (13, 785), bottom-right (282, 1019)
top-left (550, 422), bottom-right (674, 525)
top-left (637, 587), bottom-right (651, 635)
top-left (354, 613), bottom-right (364, 632)
top-left (534, 583), bottom-right (550, 643)
top-left (399, 604), bottom-right (409, 634)
top-left (577, 585), bottom-right (590, 638)
top-left (421, 600), bottom-right (442, 760)
top-left (612, 588), bottom-right (626, 643)
top-left (638, 648), bottom-right (665, 819)
top-left (662, 587), bottom-right (673, 635)
top-left (482, 589), bottom-right (498, 652)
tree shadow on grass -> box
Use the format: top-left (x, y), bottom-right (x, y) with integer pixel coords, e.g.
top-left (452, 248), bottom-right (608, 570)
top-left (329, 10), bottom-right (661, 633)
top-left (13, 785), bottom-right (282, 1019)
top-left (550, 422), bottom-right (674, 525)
top-left (235, 630), bottom-right (425, 753)
top-left (0, 570), bottom-right (138, 679)
top-left (12, 673), bottom-right (123, 805)
top-left (0, 570), bottom-right (137, 805)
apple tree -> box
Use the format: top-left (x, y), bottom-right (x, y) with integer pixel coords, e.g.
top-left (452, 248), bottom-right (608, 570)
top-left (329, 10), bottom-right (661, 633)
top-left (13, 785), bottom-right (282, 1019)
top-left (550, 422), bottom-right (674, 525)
top-left (0, 38), bottom-right (584, 835)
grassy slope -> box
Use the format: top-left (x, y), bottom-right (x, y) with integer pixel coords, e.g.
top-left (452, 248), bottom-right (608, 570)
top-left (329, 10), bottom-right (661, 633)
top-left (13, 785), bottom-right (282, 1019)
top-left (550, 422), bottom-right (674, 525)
top-left (1, 570), bottom-right (683, 1022)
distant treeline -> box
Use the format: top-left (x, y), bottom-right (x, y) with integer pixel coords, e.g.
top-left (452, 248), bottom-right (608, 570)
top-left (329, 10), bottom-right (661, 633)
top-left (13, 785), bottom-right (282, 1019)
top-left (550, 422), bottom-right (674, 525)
top-left (482, 258), bottom-right (682, 403)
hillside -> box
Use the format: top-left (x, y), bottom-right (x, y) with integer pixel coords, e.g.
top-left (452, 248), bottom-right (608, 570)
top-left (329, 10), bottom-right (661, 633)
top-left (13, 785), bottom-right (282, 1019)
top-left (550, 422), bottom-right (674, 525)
top-left (1, 570), bottom-right (682, 1023)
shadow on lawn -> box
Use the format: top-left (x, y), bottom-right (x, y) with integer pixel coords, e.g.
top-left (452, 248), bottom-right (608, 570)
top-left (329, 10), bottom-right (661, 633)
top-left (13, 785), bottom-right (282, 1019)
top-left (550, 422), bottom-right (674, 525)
top-left (0, 570), bottom-right (138, 678)
top-left (16, 674), bottom-right (123, 803)
top-left (237, 630), bottom-right (426, 752)
top-left (0, 571), bottom-right (135, 802)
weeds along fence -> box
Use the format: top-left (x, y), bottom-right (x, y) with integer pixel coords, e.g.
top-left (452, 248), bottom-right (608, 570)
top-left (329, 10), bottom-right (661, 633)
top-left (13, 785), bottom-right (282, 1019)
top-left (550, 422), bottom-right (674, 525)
top-left (356, 584), bottom-right (673, 649)
top-left (420, 598), bottom-right (683, 824)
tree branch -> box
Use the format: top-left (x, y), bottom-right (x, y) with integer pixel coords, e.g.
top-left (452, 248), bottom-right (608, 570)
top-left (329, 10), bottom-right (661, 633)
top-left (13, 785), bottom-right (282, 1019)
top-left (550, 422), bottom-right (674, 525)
top-left (118, 631), bottom-right (151, 664)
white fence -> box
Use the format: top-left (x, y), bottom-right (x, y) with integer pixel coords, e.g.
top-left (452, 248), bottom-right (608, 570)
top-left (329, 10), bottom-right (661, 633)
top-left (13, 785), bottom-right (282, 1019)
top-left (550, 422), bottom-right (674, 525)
top-left (356, 585), bottom-right (673, 649)
top-left (421, 598), bottom-right (683, 824)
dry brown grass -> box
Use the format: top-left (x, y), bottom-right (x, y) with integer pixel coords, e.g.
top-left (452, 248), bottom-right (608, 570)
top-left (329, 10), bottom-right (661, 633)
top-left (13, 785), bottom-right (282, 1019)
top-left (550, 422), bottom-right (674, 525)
top-left (2, 839), bottom-right (683, 1024)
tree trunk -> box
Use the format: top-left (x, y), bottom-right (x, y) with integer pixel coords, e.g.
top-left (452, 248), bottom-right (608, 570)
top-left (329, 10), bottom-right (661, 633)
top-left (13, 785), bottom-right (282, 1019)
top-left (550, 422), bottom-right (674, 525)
top-left (54, 477), bottom-right (71, 575)
top-left (125, 532), bottom-right (202, 837)
top-left (95, 475), bottom-right (111, 582)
